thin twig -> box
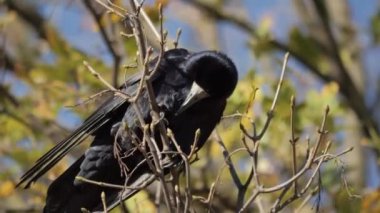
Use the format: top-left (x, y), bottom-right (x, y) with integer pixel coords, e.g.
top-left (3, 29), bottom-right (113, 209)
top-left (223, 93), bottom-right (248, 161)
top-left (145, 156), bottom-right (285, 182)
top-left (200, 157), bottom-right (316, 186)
top-left (83, 0), bottom-right (123, 86)
top-left (294, 186), bottom-right (319, 213)
top-left (101, 191), bottom-right (108, 213)
top-left (213, 131), bottom-right (245, 211)
top-left (270, 53), bottom-right (289, 112)
top-left (241, 52), bottom-right (289, 141)
top-left (188, 129), bottom-right (201, 160)
top-left (75, 176), bottom-right (126, 190)
top-left (239, 108), bottom-right (332, 212)
top-left (133, 0), bottom-right (161, 43)
top-left (83, 61), bottom-right (116, 91)
top-left (83, 61), bottom-right (131, 100)
top-left (290, 95), bottom-right (299, 194)
top-left (64, 90), bottom-right (110, 108)
top-left (173, 28), bottom-right (182, 48)
top-left (93, 0), bottom-right (125, 17)
top-left (167, 129), bottom-right (194, 213)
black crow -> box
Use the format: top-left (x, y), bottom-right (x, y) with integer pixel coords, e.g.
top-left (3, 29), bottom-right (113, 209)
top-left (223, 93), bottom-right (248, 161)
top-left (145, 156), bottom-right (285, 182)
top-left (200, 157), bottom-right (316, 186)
top-left (17, 48), bottom-right (238, 212)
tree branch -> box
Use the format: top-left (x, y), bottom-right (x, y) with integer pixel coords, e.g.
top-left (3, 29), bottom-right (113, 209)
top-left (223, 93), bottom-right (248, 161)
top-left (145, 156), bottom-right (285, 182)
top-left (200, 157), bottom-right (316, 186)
top-left (83, 0), bottom-right (124, 86)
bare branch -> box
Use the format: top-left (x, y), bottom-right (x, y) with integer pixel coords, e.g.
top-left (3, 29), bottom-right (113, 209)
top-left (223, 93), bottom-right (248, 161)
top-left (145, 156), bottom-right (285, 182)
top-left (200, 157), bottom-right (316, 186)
top-left (93, 0), bottom-right (126, 18)
top-left (101, 191), bottom-right (108, 213)
top-left (83, 0), bottom-right (123, 86)
top-left (290, 95), bottom-right (299, 194)
top-left (173, 28), bottom-right (182, 48)
top-left (270, 53), bottom-right (289, 112)
top-left (83, 61), bottom-right (117, 91)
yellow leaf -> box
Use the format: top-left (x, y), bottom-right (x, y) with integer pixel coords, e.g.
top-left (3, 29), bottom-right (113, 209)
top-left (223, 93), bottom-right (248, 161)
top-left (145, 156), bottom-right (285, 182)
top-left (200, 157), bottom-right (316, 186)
top-left (0, 180), bottom-right (14, 197)
top-left (362, 189), bottom-right (380, 213)
top-left (48, 161), bottom-right (69, 181)
top-left (257, 15), bottom-right (273, 37)
top-left (125, 190), bottom-right (156, 212)
top-left (110, 13), bottom-right (122, 23)
top-left (34, 100), bottom-right (55, 120)
top-left (30, 68), bottom-right (47, 84)
top-left (321, 81), bottom-right (339, 97)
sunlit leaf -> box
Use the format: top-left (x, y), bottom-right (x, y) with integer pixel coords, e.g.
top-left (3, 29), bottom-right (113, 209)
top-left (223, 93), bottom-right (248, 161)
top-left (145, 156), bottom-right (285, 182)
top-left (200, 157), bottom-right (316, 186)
top-left (362, 189), bottom-right (380, 213)
top-left (0, 180), bottom-right (15, 197)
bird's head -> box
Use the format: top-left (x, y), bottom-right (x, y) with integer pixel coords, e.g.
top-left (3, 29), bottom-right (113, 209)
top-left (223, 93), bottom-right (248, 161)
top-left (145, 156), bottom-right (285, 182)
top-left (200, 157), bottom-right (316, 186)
top-left (177, 50), bottom-right (238, 113)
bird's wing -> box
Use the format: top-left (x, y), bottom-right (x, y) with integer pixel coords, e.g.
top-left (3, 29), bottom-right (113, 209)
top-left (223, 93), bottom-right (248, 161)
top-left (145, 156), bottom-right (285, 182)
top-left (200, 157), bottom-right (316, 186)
top-left (16, 69), bottom-right (156, 188)
top-left (16, 94), bottom-right (128, 189)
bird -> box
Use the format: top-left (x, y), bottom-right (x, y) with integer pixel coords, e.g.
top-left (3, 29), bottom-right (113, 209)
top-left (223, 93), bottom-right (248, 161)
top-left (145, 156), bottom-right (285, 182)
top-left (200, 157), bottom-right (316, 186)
top-left (16, 48), bottom-right (238, 212)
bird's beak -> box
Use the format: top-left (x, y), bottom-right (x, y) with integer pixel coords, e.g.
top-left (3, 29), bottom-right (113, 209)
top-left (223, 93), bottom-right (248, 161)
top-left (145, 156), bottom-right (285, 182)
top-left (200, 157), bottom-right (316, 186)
top-left (176, 82), bottom-right (209, 114)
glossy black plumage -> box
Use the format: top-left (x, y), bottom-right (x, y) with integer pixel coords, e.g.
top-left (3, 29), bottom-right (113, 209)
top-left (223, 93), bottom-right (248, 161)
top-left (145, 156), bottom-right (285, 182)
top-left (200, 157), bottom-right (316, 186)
top-left (17, 48), bottom-right (238, 212)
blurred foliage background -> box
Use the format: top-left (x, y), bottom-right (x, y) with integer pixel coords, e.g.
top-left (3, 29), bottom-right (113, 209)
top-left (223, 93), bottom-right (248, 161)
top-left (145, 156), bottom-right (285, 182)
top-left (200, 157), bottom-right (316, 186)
top-left (1, 0), bottom-right (380, 212)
